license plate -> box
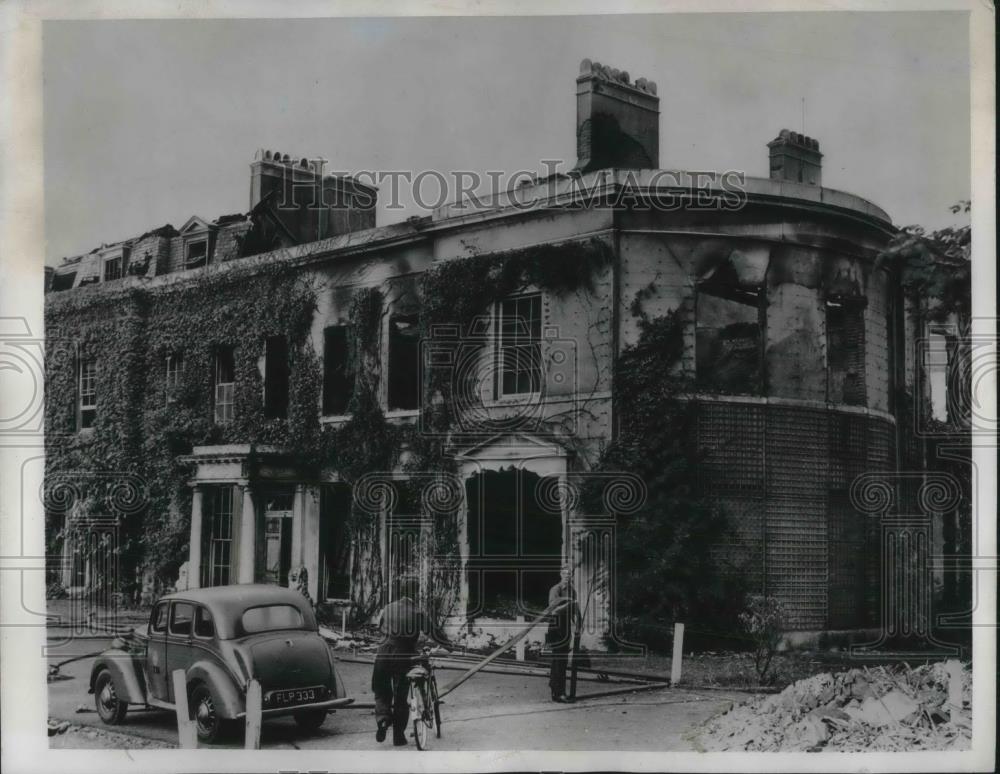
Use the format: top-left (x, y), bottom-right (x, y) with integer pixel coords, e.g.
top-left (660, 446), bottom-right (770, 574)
top-left (265, 686), bottom-right (323, 706)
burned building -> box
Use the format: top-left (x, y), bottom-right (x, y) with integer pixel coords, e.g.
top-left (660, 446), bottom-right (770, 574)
top-left (45, 58), bottom-right (927, 642)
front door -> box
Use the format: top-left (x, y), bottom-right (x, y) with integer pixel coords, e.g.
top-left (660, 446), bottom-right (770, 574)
top-left (261, 487), bottom-right (295, 586)
top-left (263, 517), bottom-right (292, 586)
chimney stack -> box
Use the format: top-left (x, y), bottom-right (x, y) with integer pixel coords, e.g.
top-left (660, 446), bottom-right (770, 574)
top-left (249, 149), bottom-right (377, 244)
top-left (574, 59), bottom-right (660, 174)
top-left (768, 129), bottom-right (823, 186)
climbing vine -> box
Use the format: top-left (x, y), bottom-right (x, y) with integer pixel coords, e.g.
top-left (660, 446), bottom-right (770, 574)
top-left (418, 236), bottom-right (614, 433)
top-left (581, 304), bottom-right (744, 651)
top-left (45, 236), bottom-right (615, 613)
top-left (46, 262), bottom-right (320, 600)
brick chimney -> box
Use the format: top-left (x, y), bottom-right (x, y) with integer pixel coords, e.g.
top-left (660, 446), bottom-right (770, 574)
top-left (249, 150), bottom-right (377, 244)
top-left (767, 129), bottom-right (823, 186)
top-left (573, 59), bottom-right (660, 174)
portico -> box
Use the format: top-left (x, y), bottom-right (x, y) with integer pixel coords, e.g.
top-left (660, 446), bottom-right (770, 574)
top-left (180, 445), bottom-right (326, 601)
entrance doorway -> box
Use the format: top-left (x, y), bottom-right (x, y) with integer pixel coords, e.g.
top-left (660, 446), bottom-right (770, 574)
top-left (260, 487), bottom-right (294, 586)
top-left (465, 468), bottom-right (562, 617)
top-left (319, 483), bottom-right (352, 600)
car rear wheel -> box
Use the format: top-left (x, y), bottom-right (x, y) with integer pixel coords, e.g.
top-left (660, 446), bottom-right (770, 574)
top-left (190, 683), bottom-right (224, 744)
top-left (94, 670), bottom-right (128, 725)
top-left (293, 709), bottom-right (327, 733)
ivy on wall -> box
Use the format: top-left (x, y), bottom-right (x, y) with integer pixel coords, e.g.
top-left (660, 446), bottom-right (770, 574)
top-left (418, 236), bottom-right (614, 434)
top-left (46, 263), bottom-right (320, 599)
top-left (45, 236), bottom-right (615, 611)
top-left (581, 301), bottom-right (743, 651)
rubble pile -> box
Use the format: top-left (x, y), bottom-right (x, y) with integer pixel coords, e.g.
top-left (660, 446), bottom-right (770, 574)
top-left (700, 661), bottom-right (971, 752)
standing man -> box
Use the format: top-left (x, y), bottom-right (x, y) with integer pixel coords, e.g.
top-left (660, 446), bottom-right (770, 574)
top-left (371, 576), bottom-right (429, 746)
top-left (546, 566), bottom-right (582, 703)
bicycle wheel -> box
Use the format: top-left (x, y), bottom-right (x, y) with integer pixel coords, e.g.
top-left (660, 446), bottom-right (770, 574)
top-left (410, 681), bottom-right (428, 750)
top-left (430, 676), bottom-right (442, 738)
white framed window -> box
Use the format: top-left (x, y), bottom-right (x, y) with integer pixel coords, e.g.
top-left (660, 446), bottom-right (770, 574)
top-left (214, 347), bottom-right (235, 424)
top-left (203, 486), bottom-right (234, 587)
top-left (78, 357), bottom-right (97, 430)
top-left (497, 293), bottom-right (542, 396)
top-left (165, 353), bottom-right (184, 405)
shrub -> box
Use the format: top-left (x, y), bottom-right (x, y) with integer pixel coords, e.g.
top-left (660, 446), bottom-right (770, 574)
top-left (738, 594), bottom-right (786, 684)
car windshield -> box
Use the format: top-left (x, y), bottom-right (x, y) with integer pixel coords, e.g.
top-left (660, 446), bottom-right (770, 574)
top-left (241, 604), bottom-right (305, 634)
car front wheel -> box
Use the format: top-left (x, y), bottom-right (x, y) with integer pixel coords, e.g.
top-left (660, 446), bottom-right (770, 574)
top-left (94, 670), bottom-right (128, 725)
top-left (190, 683), bottom-right (224, 744)
top-left (293, 709), bottom-right (327, 734)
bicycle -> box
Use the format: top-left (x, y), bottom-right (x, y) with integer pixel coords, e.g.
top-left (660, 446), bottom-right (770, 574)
top-left (406, 647), bottom-right (442, 750)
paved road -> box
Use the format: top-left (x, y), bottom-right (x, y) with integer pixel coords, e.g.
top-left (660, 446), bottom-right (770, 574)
top-left (47, 640), bottom-right (745, 751)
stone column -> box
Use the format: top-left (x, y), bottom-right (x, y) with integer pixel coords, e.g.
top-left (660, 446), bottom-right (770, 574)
top-left (188, 486), bottom-right (204, 589)
top-left (237, 485), bottom-right (256, 584)
top-left (231, 485), bottom-right (244, 584)
top-left (61, 519), bottom-right (75, 588)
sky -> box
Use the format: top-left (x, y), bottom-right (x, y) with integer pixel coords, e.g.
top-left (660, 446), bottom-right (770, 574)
top-left (42, 12), bottom-right (971, 265)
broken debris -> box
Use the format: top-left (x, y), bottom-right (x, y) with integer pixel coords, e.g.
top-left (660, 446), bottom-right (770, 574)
top-left (700, 661), bottom-right (971, 752)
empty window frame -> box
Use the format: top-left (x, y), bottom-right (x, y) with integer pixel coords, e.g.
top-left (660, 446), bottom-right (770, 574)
top-left (695, 287), bottom-right (762, 395)
top-left (185, 239), bottom-right (208, 268)
top-left (263, 335), bottom-right (289, 419)
top-left (78, 357), bottom-right (97, 430)
top-left (214, 346), bottom-right (236, 424)
top-left (165, 353), bottom-right (184, 406)
top-left (51, 271), bottom-right (77, 292)
top-left (322, 326), bottom-right (353, 415)
top-left (388, 314), bottom-right (421, 411)
top-left (924, 328), bottom-right (952, 424)
top-left (497, 294), bottom-right (542, 397)
top-left (827, 299), bottom-right (867, 406)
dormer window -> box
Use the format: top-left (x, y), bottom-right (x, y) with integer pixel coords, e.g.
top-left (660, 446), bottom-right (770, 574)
top-left (103, 256), bottom-right (122, 282)
top-left (186, 240), bottom-right (208, 268)
top-left (101, 247), bottom-right (130, 282)
top-left (179, 216), bottom-right (216, 270)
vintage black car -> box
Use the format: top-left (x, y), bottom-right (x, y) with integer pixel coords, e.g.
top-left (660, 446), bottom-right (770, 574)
top-left (89, 584), bottom-right (352, 743)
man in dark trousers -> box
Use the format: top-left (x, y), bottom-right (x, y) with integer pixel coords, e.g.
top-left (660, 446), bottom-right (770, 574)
top-left (546, 566), bottom-right (582, 702)
top-left (371, 577), bottom-right (430, 746)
